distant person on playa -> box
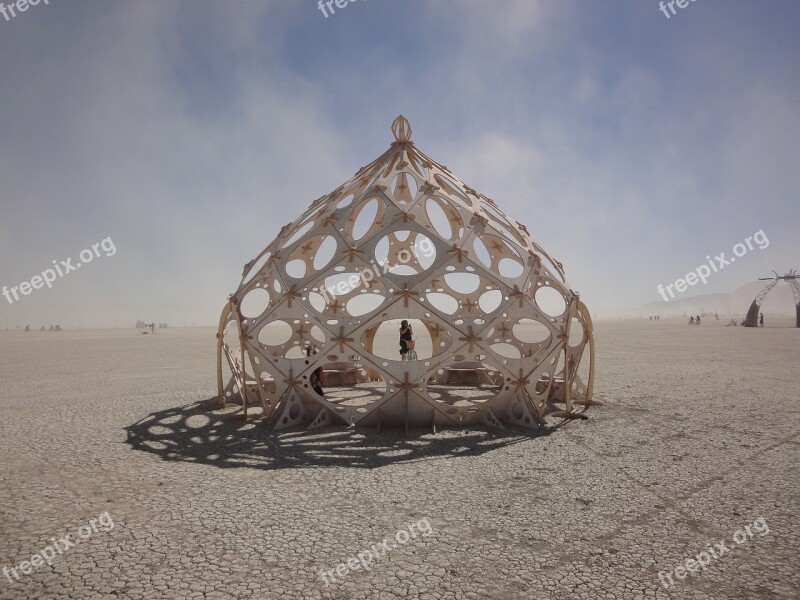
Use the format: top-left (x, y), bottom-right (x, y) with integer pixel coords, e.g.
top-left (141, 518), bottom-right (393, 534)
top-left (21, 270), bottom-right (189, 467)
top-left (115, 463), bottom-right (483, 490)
top-left (306, 345), bottom-right (325, 397)
top-left (689, 316), bottom-right (694, 325)
top-left (399, 320), bottom-right (413, 359)
top-left (760, 313), bottom-right (764, 327)
top-left (696, 315), bottom-right (701, 325)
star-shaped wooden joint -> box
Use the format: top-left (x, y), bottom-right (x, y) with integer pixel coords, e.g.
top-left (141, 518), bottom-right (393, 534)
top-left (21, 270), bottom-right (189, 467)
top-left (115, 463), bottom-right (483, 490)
top-left (328, 299), bottom-right (342, 315)
top-left (397, 212), bottom-right (416, 224)
top-left (462, 299), bottom-right (477, 313)
top-left (509, 286), bottom-right (526, 308)
top-left (266, 252), bottom-right (283, 268)
top-left (458, 326), bottom-right (483, 354)
top-left (394, 285), bottom-right (419, 308)
top-left (343, 247), bottom-right (364, 263)
top-left (283, 369), bottom-right (302, 389)
top-left (470, 214), bottom-right (488, 228)
top-left (299, 241), bottom-right (315, 255)
top-left (419, 183), bottom-right (440, 195)
top-left (398, 372), bottom-right (417, 400)
top-left (496, 322), bottom-right (511, 338)
top-left (332, 327), bottom-right (353, 353)
top-left (285, 285), bottom-right (302, 308)
top-left (448, 245), bottom-right (467, 264)
top-left (510, 369), bottom-right (531, 394)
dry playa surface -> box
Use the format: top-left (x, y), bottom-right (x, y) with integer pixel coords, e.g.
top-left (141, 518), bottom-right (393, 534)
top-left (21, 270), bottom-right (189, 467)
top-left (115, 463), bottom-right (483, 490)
top-left (0, 320), bottom-right (798, 600)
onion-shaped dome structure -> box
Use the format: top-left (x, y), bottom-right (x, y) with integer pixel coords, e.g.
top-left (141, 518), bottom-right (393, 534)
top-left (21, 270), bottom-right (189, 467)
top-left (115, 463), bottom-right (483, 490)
top-left (216, 116), bottom-right (596, 430)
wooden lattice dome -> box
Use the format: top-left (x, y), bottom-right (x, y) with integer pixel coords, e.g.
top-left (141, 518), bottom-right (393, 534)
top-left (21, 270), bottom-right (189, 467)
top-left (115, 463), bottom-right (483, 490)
top-left (216, 116), bottom-right (596, 430)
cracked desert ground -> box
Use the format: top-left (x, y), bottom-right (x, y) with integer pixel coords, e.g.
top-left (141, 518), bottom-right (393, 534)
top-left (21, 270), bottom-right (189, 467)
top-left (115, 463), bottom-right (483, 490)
top-left (1, 319), bottom-right (797, 600)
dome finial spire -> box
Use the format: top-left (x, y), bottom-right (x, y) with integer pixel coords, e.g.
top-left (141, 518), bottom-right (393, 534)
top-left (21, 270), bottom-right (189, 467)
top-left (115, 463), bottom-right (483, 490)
top-left (391, 115), bottom-right (412, 142)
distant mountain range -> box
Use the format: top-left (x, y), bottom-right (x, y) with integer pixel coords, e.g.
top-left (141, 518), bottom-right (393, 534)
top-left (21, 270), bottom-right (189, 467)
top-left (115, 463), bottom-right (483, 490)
top-left (630, 280), bottom-right (797, 317)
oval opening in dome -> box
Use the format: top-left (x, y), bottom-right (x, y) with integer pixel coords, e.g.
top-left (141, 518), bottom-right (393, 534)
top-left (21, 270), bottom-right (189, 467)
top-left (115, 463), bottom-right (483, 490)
top-left (310, 325), bottom-right (326, 344)
top-left (257, 320), bottom-right (293, 346)
top-left (307, 290), bottom-right (327, 312)
top-left (536, 285), bottom-right (567, 317)
top-left (425, 197), bottom-right (453, 239)
top-left (426, 292), bottom-right (458, 315)
top-left (473, 236), bottom-right (492, 268)
top-left (285, 259), bottom-right (306, 279)
top-left (241, 250), bottom-right (271, 284)
top-left (282, 220), bottom-right (315, 248)
top-left (498, 258), bottom-right (524, 278)
top-left (413, 234), bottom-right (437, 270)
top-left (351, 198), bottom-right (379, 240)
top-left (444, 273), bottom-right (480, 295)
top-left (313, 236), bottom-right (338, 271)
top-left (240, 288), bottom-right (270, 319)
top-left (337, 193), bottom-right (354, 208)
top-left (346, 293), bottom-right (385, 316)
top-left (490, 342), bottom-right (522, 359)
top-left (512, 318), bottom-right (551, 344)
top-left (478, 289), bottom-right (503, 313)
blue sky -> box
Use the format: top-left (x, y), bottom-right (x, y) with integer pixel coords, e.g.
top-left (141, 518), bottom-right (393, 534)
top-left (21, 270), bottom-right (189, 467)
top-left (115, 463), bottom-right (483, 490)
top-left (1, 0), bottom-right (798, 327)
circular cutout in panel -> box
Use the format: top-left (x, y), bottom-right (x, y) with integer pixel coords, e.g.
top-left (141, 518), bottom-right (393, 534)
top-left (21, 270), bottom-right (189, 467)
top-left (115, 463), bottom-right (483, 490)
top-left (512, 318), bottom-right (551, 344)
top-left (285, 259), bottom-right (306, 279)
top-left (310, 325), bottom-right (326, 344)
top-left (313, 235), bottom-right (338, 271)
top-left (240, 288), bottom-right (270, 318)
top-left (337, 193), bottom-right (354, 208)
top-left (346, 293), bottom-right (386, 317)
top-left (473, 236), bottom-right (492, 268)
top-left (307, 290), bottom-right (327, 313)
top-left (425, 197), bottom-right (453, 239)
top-left (535, 285), bottom-right (567, 317)
top-left (412, 234), bottom-right (437, 270)
top-left (478, 289), bottom-right (503, 313)
top-left (498, 258), bottom-right (524, 278)
top-left (350, 198), bottom-right (380, 240)
top-left (426, 292), bottom-right (459, 315)
top-left (241, 250), bottom-right (271, 285)
top-left (257, 320), bottom-right (293, 346)
top-left (282, 221), bottom-right (315, 248)
top-left (444, 273), bottom-right (480, 295)
top-left (490, 342), bottom-right (522, 359)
